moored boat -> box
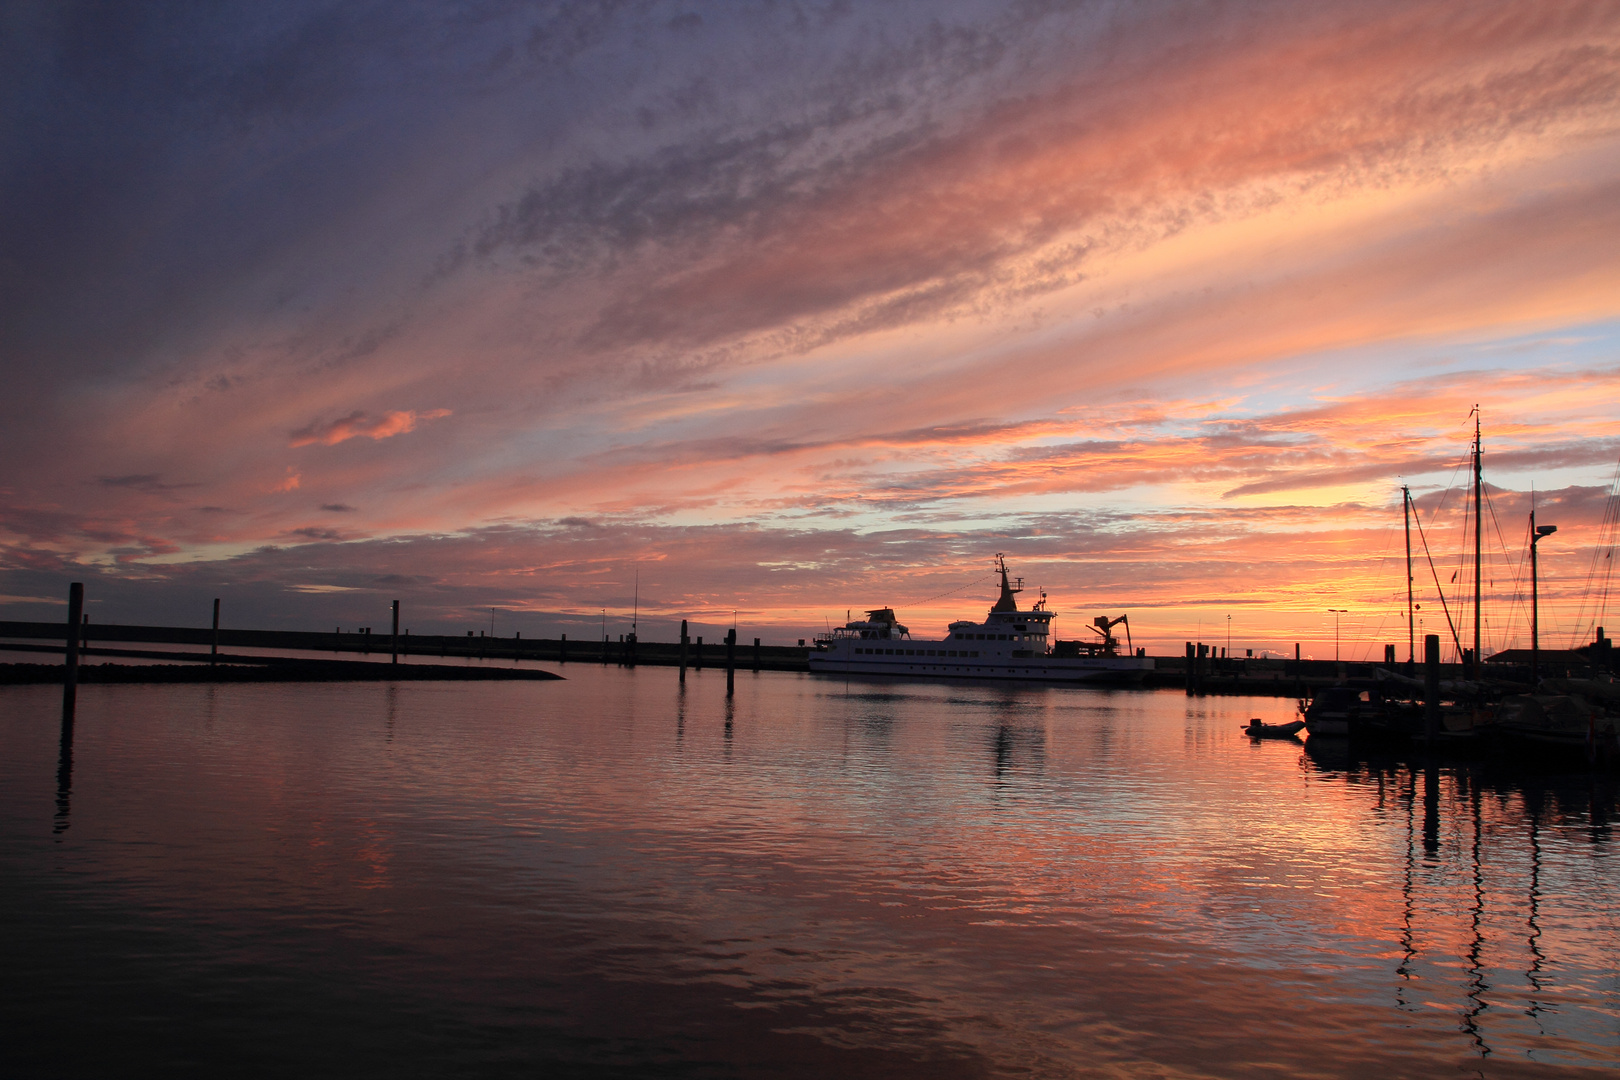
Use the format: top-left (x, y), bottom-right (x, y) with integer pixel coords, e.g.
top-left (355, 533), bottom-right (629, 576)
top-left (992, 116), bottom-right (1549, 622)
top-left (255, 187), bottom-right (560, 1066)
top-left (809, 555), bottom-right (1153, 684)
top-left (1242, 718), bottom-right (1306, 738)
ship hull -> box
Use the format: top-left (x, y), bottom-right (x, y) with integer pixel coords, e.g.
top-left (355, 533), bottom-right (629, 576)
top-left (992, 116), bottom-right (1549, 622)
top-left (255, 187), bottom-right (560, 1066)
top-left (808, 653), bottom-right (1152, 684)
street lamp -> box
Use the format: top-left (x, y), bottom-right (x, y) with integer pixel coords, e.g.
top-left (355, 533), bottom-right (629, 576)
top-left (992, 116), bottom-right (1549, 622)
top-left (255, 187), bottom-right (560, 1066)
top-left (1531, 513), bottom-right (1557, 683)
top-left (1328, 609), bottom-right (1347, 662)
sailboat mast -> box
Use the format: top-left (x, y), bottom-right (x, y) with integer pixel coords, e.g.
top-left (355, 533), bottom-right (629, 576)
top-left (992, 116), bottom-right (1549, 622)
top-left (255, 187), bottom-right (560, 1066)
top-left (1472, 408), bottom-right (1482, 676)
top-left (1404, 484), bottom-right (1414, 665)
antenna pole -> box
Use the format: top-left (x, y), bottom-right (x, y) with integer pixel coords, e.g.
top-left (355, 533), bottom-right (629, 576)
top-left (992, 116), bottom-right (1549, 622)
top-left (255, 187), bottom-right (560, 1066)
top-left (1473, 408), bottom-right (1482, 677)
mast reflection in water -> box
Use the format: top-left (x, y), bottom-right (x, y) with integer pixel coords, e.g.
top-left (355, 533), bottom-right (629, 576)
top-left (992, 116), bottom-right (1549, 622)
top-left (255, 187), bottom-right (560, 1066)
top-left (2, 670), bottom-right (1616, 1077)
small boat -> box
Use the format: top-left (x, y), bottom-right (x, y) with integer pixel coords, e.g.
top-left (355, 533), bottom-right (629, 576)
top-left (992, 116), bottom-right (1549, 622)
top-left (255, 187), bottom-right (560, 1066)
top-left (1242, 718), bottom-right (1306, 739)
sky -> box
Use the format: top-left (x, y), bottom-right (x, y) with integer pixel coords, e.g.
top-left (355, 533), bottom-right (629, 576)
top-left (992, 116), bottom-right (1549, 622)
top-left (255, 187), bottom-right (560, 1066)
top-left (3, 0), bottom-right (1620, 657)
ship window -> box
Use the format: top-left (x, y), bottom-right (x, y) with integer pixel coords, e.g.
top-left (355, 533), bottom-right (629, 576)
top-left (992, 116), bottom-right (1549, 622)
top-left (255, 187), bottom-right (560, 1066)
top-left (905, 649), bottom-right (914, 656)
top-left (948, 650), bottom-right (957, 657)
top-left (927, 649), bottom-right (936, 656)
top-left (971, 651), bottom-right (979, 658)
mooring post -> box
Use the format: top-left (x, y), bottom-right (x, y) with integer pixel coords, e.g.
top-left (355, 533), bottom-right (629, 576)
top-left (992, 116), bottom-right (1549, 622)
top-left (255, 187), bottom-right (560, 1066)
top-left (63, 582), bottom-right (84, 719)
top-left (696, 636), bottom-right (703, 671)
top-left (391, 600), bottom-right (400, 664)
top-left (753, 637), bottom-right (760, 672)
top-left (1424, 633), bottom-right (1441, 744)
top-left (725, 628), bottom-right (736, 696)
top-left (679, 620), bottom-right (688, 683)
top-left (1184, 641), bottom-right (1194, 694)
top-left (514, 630), bottom-right (521, 662)
top-left (211, 598), bottom-right (220, 664)
top-left (1294, 642), bottom-right (1303, 698)
top-left (560, 633), bottom-right (567, 663)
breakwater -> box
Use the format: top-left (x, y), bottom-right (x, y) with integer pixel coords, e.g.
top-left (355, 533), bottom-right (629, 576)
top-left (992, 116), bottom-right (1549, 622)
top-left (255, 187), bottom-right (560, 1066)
top-left (1, 619), bottom-right (1459, 695)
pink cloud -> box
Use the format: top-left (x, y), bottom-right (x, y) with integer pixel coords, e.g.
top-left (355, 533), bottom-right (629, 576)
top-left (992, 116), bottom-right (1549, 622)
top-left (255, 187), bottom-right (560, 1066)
top-left (289, 409), bottom-right (452, 448)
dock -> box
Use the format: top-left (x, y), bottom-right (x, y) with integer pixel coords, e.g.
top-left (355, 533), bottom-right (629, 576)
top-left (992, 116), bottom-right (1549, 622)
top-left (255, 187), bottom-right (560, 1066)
top-left (0, 618), bottom-right (1458, 694)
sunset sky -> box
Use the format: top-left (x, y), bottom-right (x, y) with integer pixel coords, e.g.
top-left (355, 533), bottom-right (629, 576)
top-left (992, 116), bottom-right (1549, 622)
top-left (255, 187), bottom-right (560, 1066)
top-left (4, 1), bottom-right (1619, 657)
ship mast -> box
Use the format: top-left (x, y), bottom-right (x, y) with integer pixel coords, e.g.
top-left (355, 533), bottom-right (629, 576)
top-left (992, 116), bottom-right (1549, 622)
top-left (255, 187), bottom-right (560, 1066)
top-left (1471, 407), bottom-right (1482, 677)
top-left (1403, 484), bottom-right (1414, 666)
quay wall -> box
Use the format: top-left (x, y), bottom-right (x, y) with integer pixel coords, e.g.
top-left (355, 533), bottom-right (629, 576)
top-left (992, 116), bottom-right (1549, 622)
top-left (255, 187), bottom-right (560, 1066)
top-left (2, 620), bottom-right (1484, 694)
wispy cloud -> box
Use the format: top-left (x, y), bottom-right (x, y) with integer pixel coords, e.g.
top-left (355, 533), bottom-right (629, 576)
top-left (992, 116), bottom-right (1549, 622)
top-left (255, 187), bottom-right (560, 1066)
top-left (289, 409), bottom-right (451, 447)
top-left (1, 0), bottom-right (1617, 653)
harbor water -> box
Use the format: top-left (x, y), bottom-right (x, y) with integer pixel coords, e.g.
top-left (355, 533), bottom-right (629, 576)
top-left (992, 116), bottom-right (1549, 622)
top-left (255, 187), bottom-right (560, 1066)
top-left (2, 665), bottom-right (1617, 1077)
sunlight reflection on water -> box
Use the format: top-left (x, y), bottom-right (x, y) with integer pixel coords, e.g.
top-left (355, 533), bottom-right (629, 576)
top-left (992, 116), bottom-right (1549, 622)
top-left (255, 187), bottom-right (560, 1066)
top-left (3, 666), bottom-right (1617, 1077)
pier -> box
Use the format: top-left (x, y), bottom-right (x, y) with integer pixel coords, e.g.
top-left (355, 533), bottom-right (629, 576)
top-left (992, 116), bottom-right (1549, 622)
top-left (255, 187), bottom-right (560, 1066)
top-left (0, 616), bottom-right (1465, 694)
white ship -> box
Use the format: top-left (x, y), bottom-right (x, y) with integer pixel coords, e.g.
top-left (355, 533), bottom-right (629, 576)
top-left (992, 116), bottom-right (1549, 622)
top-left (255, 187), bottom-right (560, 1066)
top-left (809, 554), bottom-right (1153, 684)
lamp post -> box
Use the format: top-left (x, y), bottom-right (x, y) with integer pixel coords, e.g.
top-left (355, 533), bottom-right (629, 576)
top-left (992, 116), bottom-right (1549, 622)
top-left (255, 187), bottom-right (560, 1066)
top-left (1328, 609), bottom-right (1347, 662)
top-left (1531, 512), bottom-right (1557, 683)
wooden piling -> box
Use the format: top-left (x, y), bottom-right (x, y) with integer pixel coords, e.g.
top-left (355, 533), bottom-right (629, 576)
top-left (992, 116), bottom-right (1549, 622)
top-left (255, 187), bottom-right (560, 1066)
top-left (753, 637), bottom-right (760, 672)
top-left (211, 598), bottom-right (220, 664)
top-left (1423, 634), bottom-right (1440, 744)
top-left (62, 582), bottom-right (83, 718)
top-left (679, 620), bottom-right (688, 683)
top-left (696, 636), bottom-right (703, 671)
top-left (560, 633), bottom-right (567, 663)
top-left (725, 628), bottom-right (736, 696)
top-left (391, 600), bottom-right (400, 664)
top-left (1184, 641), bottom-right (1194, 694)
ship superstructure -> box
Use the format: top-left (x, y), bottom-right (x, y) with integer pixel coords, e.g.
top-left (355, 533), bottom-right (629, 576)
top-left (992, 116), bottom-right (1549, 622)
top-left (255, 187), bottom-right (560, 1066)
top-left (809, 554), bottom-right (1152, 684)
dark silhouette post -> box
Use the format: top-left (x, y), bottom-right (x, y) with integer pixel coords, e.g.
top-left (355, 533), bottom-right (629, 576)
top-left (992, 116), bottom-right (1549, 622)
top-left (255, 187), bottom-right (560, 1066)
top-left (560, 633), bottom-right (567, 663)
top-left (211, 598), bottom-right (220, 664)
top-left (1185, 642), bottom-right (1194, 694)
top-left (725, 628), bottom-right (736, 696)
top-left (391, 600), bottom-right (400, 664)
top-left (63, 582), bottom-right (84, 719)
top-left (1531, 514), bottom-right (1557, 683)
top-left (753, 637), bottom-right (760, 672)
top-left (679, 620), bottom-right (688, 683)
top-left (1424, 634), bottom-right (1441, 744)
top-left (696, 636), bottom-right (703, 671)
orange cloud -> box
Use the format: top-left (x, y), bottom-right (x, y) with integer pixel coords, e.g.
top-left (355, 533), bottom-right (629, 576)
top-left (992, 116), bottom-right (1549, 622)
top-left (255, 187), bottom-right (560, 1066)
top-left (289, 409), bottom-right (451, 448)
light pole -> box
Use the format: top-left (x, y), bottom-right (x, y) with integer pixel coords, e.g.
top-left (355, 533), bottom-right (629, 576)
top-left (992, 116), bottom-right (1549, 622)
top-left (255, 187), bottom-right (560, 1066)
top-left (1531, 512), bottom-right (1557, 683)
top-left (1328, 609), bottom-right (1347, 662)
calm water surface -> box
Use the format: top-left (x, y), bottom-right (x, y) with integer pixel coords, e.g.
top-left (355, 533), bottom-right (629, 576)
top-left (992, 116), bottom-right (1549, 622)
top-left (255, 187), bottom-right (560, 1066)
top-left (3, 666), bottom-right (1617, 1078)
